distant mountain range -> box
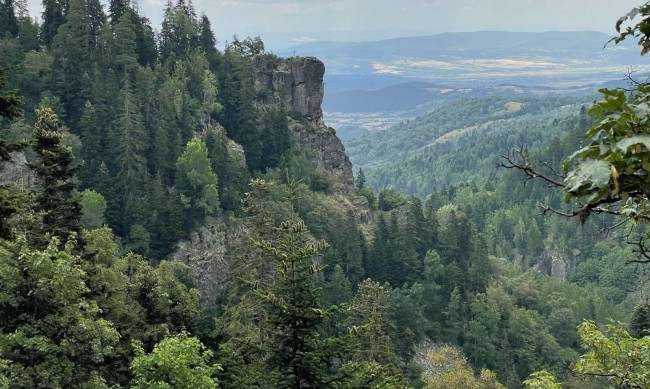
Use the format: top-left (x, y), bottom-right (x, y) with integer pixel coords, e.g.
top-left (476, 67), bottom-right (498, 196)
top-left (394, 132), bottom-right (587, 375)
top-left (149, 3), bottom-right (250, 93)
top-left (276, 31), bottom-right (649, 137)
top-left (283, 31), bottom-right (646, 79)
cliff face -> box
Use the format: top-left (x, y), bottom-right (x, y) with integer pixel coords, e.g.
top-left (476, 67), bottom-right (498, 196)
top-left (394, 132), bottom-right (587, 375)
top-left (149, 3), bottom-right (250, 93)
top-left (253, 56), bottom-right (325, 124)
top-left (0, 152), bottom-right (35, 188)
top-left (253, 56), bottom-right (354, 192)
top-left (174, 55), bottom-right (357, 299)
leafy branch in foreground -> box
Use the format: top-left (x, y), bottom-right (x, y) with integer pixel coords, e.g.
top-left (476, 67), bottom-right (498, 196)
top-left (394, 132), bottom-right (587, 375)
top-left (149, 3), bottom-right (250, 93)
top-left (500, 86), bottom-right (650, 261)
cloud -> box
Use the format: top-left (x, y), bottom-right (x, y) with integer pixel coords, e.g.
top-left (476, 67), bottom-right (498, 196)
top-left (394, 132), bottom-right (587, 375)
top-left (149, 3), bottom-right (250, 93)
top-left (292, 36), bottom-right (319, 43)
top-left (372, 63), bottom-right (403, 74)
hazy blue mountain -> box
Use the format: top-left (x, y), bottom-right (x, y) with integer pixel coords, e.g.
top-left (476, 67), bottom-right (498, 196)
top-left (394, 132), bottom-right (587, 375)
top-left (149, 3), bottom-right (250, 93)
top-left (294, 31), bottom-right (646, 139)
top-left (286, 31), bottom-right (644, 76)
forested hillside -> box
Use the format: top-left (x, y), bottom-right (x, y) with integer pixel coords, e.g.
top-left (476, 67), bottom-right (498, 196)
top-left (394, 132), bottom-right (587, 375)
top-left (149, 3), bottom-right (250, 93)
top-left (2, 0), bottom-right (650, 388)
top-left (348, 95), bottom-right (596, 197)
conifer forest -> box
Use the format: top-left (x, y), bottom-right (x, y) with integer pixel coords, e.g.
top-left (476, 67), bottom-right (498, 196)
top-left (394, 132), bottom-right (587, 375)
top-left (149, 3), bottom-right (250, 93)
top-left (4, 0), bottom-right (650, 388)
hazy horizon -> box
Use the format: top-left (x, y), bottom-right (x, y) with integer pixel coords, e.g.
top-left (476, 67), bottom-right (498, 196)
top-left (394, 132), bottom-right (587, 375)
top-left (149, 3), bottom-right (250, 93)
top-left (26, 0), bottom-right (641, 49)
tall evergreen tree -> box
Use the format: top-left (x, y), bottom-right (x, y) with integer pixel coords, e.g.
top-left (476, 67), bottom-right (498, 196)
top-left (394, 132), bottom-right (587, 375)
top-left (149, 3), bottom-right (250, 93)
top-left (205, 126), bottom-right (249, 212)
top-left (113, 79), bottom-right (148, 198)
top-left (0, 0), bottom-right (19, 38)
top-left (254, 184), bottom-right (334, 388)
top-left (218, 48), bottom-right (260, 171)
top-left (50, 0), bottom-right (90, 122)
top-left (108, 0), bottom-right (130, 24)
top-left (630, 299), bottom-right (650, 338)
top-left (40, 0), bottom-right (67, 49)
top-left (31, 107), bottom-right (82, 245)
top-left (260, 106), bottom-right (291, 171)
top-left (198, 13), bottom-right (219, 69)
top-left (86, 0), bottom-right (106, 52)
top-left (0, 69), bottom-right (24, 240)
top-left (112, 13), bottom-right (138, 75)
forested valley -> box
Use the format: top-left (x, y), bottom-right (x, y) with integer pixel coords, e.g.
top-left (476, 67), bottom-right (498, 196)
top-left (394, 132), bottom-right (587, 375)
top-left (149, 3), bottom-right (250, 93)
top-left (2, 0), bottom-right (650, 388)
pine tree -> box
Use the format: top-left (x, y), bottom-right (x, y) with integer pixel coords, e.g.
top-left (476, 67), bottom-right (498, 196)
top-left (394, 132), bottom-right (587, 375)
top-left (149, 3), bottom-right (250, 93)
top-left (630, 299), bottom-right (650, 338)
top-left (260, 107), bottom-right (291, 171)
top-left (50, 0), bottom-right (90, 122)
top-left (86, 0), bottom-right (106, 52)
top-left (40, 0), bottom-right (67, 49)
top-left (0, 0), bottom-right (19, 38)
top-left (254, 181), bottom-right (336, 388)
top-left (30, 107), bottom-right (82, 246)
top-left (205, 126), bottom-right (249, 212)
top-left (218, 48), bottom-right (261, 171)
top-left (355, 167), bottom-right (366, 193)
top-left (112, 13), bottom-right (138, 75)
top-left (113, 79), bottom-right (148, 197)
top-left (198, 13), bottom-right (219, 69)
top-left (0, 69), bottom-right (24, 240)
top-left (108, 0), bottom-right (130, 24)
top-left (78, 101), bottom-right (103, 188)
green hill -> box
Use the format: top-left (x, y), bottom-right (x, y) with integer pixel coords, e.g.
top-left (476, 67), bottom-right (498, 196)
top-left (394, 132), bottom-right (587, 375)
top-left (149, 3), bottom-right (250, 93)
top-left (347, 94), bottom-right (596, 196)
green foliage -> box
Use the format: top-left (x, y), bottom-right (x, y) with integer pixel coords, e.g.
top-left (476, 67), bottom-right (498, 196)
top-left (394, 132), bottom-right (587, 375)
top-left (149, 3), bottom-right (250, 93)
top-left (349, 95), bottom-right (591, 197)
top-left (630, 299), bottom-right (650, 338)
top-left (561, 86), bottom-right (650, 222)
top-left (522, 370), bottom-right (562, 389)
top-left (421, 346), bottom-right (505, 389)
top-left (226, 35), bottom-right (265, 57)
top-left (378, 188), bottom-right (407, 211)
top-left (527, 320), bottom-right (650, 389)
top-left (338, 360), bottom-right (409, 389)
top-left (131, 331), bottom-right (220, 389)
top-left (80, 189), bottom-right (106, 230)
top-left (355, 167), bottom-right (367, 193)
top-left (175, 136), bottom-right (220, 231)
top-left (610, 2), bottom-right (650, 55)
top-left (30, 107), bottom-right (82, 245)
top-left (253, 182), bottom-right (333, 387)
top-left (0, 236), bottom-right (120, 387)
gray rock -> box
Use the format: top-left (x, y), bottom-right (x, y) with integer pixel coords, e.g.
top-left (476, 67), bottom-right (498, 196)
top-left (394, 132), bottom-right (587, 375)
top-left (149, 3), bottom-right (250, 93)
top-left (534, 247), bottom-right (568, 281)
top-left (172, 218), bottom-right (246, 302)
top-left (253, 55), bottom-right (354, 193)
top-left (0, 151), bottom-right (34, 188)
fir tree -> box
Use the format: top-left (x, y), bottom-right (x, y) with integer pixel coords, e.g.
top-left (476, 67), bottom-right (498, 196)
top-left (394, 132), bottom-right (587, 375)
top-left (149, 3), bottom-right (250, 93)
top-left (40, 0), bottom-right (66, 49)
top-left (630, 299), bottom-right (650, 338)
top-left (0, 0), bottom-right (19, 38)
top-left (30, 107), bottom-right (82, 246)
top-left (50, 0), bottom-right (90, 122)
top-left (254, 180), bottom-right (336, 388)
top-left (355, 167), bottom-right (366, 193)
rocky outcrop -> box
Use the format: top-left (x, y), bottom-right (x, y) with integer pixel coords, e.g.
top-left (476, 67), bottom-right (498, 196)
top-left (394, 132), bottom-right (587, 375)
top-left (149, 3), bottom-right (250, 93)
top-left (174, 55), bottom-right (358, 301)
top-left (172, 218), bottom-right (246, 302)
top-left (533, 247), bottom-right (569, 280)
top-left (253, 56), bottom-right (325, 123)
top-left (0, 151), bottom-right (34, 188)
top-left (253, 55), bottom-right (354, 193)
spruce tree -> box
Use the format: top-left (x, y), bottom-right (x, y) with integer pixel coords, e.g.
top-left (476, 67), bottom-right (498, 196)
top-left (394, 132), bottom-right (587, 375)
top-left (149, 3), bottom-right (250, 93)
top-left (31, 107), bottom-right (82, 246)
top-left (113, 13), bottom-right (138, 75)
top-left (0, 0), bottom-right (19, 38)
top-left (40, 0), bottom-right (66, 49)
top-left (355, 167), bottom-right (366, 193)
top-left (630, 299), bottom-right (650, 338)
top-left (254, 180), bottom-right (334, 388)
top-left (0, 69), bottom-right (24, 240)
top-left (108, 0), bottom-right (130, 24)
top-left (50, 0), bottom-right (90, 122)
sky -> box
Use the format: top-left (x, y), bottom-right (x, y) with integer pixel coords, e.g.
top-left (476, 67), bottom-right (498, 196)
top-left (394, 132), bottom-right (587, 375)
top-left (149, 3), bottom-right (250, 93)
top-left (26, 0), bottom-right (644, 49)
